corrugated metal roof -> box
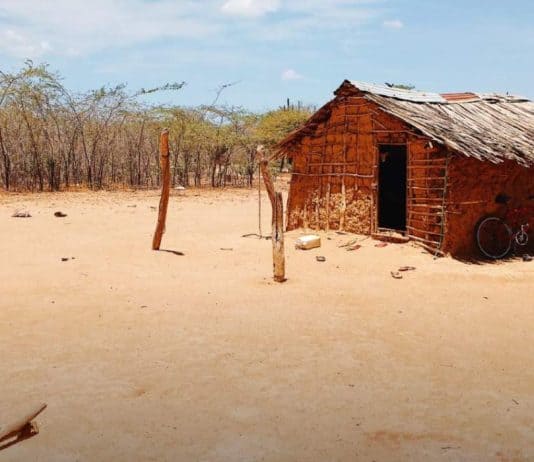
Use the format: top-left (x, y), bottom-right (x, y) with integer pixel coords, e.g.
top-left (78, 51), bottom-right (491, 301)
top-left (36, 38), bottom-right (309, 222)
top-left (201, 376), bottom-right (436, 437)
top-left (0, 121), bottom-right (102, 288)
top-left (349, 80), bottom-right (447, 103)
top-left (476, 93), bottom-right (530, 103)
top-left (441, 92), bottom-right (479, 103)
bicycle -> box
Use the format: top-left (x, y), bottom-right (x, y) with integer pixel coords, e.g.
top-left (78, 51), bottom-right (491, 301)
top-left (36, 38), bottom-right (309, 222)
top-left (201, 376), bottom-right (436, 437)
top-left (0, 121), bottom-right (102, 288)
top-left (476, 193), bottom-right (534, 259)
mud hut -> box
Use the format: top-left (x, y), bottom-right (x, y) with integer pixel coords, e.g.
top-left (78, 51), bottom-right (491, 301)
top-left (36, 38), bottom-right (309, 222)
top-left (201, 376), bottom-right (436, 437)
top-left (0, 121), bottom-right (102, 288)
top-left (275, 80), bottom-right (534, 256)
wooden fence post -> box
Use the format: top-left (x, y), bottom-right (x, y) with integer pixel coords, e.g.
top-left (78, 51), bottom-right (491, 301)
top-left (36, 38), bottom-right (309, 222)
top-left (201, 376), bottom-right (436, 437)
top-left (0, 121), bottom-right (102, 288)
top-left (257, 145), bottom-right (286, 282)
top-left (273, 191), bottom-right (286, 282)
top-left (152, 128), bottom-right (171, 250)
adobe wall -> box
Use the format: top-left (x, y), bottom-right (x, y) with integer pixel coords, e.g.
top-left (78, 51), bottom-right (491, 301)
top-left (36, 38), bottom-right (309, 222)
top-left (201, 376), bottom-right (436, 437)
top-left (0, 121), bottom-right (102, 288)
top-left (286, 94), bottom-right (373, 233)
top-left (443, 157), bottom-right (534, 256)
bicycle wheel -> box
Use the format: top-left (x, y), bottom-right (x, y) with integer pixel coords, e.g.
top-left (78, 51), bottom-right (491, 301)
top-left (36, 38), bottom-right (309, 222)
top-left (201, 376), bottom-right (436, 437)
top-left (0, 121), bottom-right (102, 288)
top-left (476, 216), bottom-right (513, 259)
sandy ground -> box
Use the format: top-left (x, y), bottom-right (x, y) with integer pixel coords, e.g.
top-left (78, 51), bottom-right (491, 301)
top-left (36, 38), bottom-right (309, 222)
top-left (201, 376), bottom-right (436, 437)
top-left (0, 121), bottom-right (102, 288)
top-left (1, 187), bottom-right (533, 462)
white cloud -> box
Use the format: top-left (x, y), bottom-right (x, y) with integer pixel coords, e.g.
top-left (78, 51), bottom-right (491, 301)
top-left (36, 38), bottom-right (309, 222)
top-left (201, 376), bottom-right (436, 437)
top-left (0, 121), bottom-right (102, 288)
top-left (0, 0), bottom-right (218, 58)
top-left (383, 19), bottom-right (404, 29)
top-left (221, 0), bottom-right (280, 18)
top-left (0, 29), bottom-right (53, 58)
top-left (240, 0), bottom-right (383, 42)
top-left (0, 0), bottom-right (386, 59)
top-left (281, 69), bottom-right (303, 81)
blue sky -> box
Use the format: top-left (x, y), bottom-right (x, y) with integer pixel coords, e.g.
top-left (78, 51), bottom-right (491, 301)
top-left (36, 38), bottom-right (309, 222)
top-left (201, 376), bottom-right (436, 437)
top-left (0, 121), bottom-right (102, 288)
top-left (0, 0), bottom-right (532, 111)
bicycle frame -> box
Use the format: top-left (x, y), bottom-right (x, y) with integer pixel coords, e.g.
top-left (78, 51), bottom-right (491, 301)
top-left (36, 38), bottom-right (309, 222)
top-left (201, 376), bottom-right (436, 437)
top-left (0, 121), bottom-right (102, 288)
top-left (475, 196), bottom-right (534, 259)
top-left (503, 203), bottom-right (533, 246)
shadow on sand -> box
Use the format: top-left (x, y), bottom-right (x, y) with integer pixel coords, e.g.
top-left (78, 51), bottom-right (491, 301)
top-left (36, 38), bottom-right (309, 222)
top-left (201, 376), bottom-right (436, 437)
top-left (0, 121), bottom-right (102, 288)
top-left (454, 252), bottom-right (532, 265)
top-left (158, 249), bottom-right (185, 256)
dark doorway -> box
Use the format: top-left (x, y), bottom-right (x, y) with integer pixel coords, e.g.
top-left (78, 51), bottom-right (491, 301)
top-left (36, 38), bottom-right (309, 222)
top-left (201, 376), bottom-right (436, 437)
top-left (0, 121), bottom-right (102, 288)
top-left (378, 144), bottom-right (407, 231)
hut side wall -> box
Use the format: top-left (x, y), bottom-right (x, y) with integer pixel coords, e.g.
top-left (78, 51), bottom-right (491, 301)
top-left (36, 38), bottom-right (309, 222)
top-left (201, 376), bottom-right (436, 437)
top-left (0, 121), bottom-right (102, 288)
top-left (286, 93), bottom-right (377, 234)
top-left (285, 92), bottom-right (448, 254)
top-left (443, 158), bottom-right (534, 256)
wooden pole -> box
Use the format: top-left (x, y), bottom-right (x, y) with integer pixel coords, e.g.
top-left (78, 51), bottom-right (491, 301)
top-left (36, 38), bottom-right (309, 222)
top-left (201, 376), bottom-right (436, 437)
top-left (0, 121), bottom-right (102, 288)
top-left (258, 163), bottom-right (262, 238)
top-left (273, 192), bottom-right (286, 282)
top-left (257, 146), bottom-right (286, 283)
top-left (0, 403), bottom-right (47, 444)
top-left (152, 128), bottom-right (171, 250)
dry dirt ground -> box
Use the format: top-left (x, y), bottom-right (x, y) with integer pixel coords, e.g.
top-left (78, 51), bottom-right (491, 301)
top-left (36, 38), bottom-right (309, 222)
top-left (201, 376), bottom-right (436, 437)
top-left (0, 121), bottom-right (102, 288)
top-left (1, 188), bottom-right (533, 462)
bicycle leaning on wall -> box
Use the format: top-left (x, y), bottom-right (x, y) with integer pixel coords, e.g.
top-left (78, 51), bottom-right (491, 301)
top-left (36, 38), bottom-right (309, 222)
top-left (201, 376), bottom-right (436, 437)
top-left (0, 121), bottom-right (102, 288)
top-left (475, 193), bottom-right (534, 259)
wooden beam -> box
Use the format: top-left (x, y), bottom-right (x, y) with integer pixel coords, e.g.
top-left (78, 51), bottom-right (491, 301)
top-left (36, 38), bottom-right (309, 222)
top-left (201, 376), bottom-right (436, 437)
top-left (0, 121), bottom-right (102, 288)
top-left (290, 172), bottom-right (374, 179)
top-left (406, 225), bottom-right (443, 237)
top-left (0, 403), bottom-right (47, 445)
top-left (152, 128), bottom-right (171, 251)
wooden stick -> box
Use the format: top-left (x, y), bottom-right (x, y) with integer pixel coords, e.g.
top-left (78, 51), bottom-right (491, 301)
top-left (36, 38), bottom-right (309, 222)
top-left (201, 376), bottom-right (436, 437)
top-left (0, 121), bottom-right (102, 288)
top-left (0, 403), bottom-right (47, 443)
top-left (412, 239), bottom-right (446, 256)
top-left (309, 162), bottom-right (359, 167)
top-left (408, 209), bottom-right (443, 217)
top-left (272, 192), bottom-right (286, 282)
top-left (152, 129), bottom-right (171, 251)
top-left (409, 158), bottom-right (448, 164)
top-left (257, 146), bottom-right (286, 282)
top-left (325, 181), bottom-right (331, 232)
top-left (257, 163), bottom-right (262, 237)
top-left (406, 225), bottom-right (443, 237)
top-left (407, 165), bottom-right (447, 170)
top-left (290, 172), bottom-right (374, 179)
top-left (407, 234), bottom-right (441, 246)
top-left (407, 176), bottom-right (447, 181)
top-left (339, 101), bottom-right (348, 231)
